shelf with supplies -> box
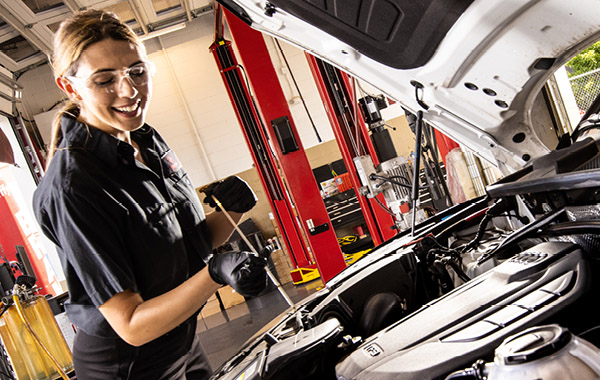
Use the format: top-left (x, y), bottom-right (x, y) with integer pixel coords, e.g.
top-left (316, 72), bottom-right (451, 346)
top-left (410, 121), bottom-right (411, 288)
top-left (324, 189), bottom-right (363, 229)
top-left (313, 160), bottom-right (374, 255)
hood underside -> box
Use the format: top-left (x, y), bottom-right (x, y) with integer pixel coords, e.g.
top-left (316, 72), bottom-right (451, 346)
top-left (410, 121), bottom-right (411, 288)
top-left (219, 0), bottom-right (600, 172)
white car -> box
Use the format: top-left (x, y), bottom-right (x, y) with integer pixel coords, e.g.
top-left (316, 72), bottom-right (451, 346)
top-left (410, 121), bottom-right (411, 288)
top-left (211, 1), bottom-right (600, 379)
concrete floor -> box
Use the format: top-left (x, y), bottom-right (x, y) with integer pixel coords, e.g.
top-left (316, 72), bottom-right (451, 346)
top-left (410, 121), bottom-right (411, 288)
top-left (196, 280), bottom-right (323, 371)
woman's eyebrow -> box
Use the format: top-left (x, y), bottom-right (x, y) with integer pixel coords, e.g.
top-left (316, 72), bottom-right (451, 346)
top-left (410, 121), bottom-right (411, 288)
top-left (90, 68), bottom-right (115, 74)
top-left (90, 61), bottom-right (145, 74)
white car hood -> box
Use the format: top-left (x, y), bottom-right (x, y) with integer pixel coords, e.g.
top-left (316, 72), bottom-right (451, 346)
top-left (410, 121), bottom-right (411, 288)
top-left (218, 0), bottom-right (600, 172)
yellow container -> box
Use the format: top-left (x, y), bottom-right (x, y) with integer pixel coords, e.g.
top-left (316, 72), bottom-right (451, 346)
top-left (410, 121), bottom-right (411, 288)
top-left (0, 296), bottom-right (73, 380)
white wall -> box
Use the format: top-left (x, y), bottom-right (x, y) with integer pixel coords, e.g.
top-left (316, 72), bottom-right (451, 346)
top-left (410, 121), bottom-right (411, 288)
top-left (143, 15), bottom-right (240, 186)
top-left (17, 14), bottom-right (338, 188)
top-left (17, 63), bottom-right (65, 120)
top-left (264, 36), bottom-right (336, 146)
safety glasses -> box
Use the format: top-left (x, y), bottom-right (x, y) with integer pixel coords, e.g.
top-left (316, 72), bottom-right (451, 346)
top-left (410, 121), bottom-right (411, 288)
top-left (67, 61), bottom-right (155, 93)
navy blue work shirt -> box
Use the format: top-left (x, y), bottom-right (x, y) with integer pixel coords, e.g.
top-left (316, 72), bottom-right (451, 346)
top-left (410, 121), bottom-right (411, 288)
top-left (33, 114), bottom-right (212, 337)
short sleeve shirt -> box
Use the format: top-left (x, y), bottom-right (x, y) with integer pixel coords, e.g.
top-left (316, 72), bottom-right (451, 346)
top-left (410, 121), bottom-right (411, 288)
top-left (33, 115), bottom-right (212, 337)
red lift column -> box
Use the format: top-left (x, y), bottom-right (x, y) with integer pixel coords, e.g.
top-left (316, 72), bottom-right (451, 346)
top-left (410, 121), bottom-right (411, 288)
top-left (306, 55), bottom-right (397, 245)
top-left (210, 38), bottom-right (312, 271)
top-left (222, 11), bottom-right (346, 283)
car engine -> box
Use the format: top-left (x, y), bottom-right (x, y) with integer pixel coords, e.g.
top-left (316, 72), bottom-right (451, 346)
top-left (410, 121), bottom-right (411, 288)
top-left (211, 113), bottom-right (600, 380)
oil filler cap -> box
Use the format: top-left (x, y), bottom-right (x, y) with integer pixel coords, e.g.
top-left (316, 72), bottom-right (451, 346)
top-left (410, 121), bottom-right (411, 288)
top-left (494, 324), bottom-right (571, 365)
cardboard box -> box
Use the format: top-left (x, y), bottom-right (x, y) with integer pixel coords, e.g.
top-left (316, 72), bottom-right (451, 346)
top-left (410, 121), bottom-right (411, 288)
top-left (200, 294), bottom-right (222, 317)
top-left (271, 248), bottom-right (293, 284)
top-left (216, 285), bottom-right (246, 309)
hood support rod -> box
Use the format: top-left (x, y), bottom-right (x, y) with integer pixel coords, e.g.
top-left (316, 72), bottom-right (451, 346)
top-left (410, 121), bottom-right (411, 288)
top-left (411, 111), bottom-right (424, 236)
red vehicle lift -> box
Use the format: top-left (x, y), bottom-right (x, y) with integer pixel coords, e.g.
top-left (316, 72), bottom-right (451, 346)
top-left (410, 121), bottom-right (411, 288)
top-left (211, 7), bottom-right (346, 284)
top-left (305, 56), bottom-right (398, 245)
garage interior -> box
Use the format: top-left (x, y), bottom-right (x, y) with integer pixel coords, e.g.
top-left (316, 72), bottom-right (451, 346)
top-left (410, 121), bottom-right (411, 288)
top-left (0, 0), bottom-right (596, 379)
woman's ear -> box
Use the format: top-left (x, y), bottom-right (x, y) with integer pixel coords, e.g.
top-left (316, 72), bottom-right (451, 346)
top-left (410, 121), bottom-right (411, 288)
top-left (56, 77), bottom-right (81, 101)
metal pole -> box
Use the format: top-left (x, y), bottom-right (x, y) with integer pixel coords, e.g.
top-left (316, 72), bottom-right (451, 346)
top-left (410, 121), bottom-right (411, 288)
top-left (411, 111), bottom-right (424, 236)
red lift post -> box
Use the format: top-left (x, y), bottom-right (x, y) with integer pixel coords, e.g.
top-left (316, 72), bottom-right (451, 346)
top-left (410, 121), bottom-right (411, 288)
top-left (306, 56), bottom-right (398, 245)
top-left (210, 38), bottom-right (311, 270)
top-left (212, 8), bottom-right (346, 283)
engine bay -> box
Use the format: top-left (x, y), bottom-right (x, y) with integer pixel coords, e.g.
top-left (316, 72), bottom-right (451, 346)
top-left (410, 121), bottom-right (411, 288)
top-left (211, 116), bottom-right (600, 380)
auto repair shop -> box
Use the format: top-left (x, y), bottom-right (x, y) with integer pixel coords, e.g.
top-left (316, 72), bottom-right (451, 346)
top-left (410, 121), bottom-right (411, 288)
top-left (1, 1), bottom-right (600, 379)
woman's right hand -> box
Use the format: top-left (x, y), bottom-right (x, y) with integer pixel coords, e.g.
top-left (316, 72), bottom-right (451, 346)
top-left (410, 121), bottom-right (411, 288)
top-left (208, 251), bottom-right (268, 297)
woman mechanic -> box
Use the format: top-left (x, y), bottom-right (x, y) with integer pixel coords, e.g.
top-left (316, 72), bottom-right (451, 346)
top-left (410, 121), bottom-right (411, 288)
top-left (33, 9), bottom-right (268, 379)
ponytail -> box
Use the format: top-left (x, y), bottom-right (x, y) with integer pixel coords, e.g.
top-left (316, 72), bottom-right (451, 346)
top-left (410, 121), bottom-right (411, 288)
top-left (46, 100), bottom-right (79, 169)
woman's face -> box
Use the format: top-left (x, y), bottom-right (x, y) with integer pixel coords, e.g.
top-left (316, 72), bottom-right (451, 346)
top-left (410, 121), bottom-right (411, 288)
top-left (62, 38), bottom-right (152, 140)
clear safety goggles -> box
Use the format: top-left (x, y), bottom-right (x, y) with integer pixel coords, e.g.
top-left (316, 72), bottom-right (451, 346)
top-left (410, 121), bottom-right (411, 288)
top-left (67, 61), bottom-right (155, 93)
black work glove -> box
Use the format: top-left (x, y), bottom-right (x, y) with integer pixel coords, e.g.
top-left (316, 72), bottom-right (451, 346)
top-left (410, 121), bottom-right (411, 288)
top-left (202, 176), bottom-right (257, 213)
top-left (208, 251), bottom-right (268, 297)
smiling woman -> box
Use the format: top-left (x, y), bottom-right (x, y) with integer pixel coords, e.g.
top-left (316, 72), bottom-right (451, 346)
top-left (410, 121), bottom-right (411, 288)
top-left (31, 9), bottom-right (267, 380)
top-left (45, 11), bottom-right (150, 165)
top-left (57, 39), bottom-right (152, 144)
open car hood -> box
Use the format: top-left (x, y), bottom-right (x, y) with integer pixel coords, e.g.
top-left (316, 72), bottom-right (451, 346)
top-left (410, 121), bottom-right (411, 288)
top-left (219, 0), bottom-right (600, 172)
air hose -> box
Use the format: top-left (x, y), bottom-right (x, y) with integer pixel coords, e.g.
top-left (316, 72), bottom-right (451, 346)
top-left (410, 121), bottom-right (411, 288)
top-left (12, 283), bottom-right (70, 380)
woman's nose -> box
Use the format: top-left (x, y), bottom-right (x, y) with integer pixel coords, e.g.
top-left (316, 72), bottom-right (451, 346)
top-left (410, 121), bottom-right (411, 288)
top-left (116, 75), bottom-right (138, 98)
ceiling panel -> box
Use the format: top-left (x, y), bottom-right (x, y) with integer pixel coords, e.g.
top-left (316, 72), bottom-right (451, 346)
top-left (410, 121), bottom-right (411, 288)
top-left (0, 35), bottom-right (40, 63)
top-left (152, 0), bottom-right (181, 15)
top-left (46, 20), bottom-right (63, 32)
top-left (22, 0), bottom-right (65, 14)
top-left (0, 0), bottom-right (216, 75)
top-left (103, 1), bottom-right (137, 24)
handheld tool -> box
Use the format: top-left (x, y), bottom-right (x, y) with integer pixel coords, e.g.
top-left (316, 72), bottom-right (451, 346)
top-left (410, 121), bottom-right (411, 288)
top-left (208, 194), bottom-right (297, 311)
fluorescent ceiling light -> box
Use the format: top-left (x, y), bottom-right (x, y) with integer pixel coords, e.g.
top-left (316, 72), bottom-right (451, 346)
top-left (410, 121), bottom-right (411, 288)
top-left (140, 22), bottom-right (187, 41)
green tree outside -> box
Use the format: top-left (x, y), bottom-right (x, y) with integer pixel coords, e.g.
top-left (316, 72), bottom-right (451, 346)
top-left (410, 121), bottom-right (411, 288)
top-left (566, 40), bottom-right (600, 76)
top-left (565, 40), bottom-right (600, 112)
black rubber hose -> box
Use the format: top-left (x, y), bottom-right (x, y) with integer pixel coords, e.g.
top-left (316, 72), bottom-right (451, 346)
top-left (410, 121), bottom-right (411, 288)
top-left (461, 197), bottom-right (512, 254)
top-left (461, 214), bottom-right (492, 254)
top-left (446, 259), bottom-right (471, 283)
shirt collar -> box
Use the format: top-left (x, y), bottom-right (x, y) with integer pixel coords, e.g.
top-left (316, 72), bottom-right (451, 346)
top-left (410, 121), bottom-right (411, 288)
top-left (60, 114), bottom-right (154, 169)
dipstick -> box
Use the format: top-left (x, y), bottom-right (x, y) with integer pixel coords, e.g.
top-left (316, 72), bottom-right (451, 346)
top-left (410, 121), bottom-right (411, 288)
top-left (211, 195), bottom-right (297, 311)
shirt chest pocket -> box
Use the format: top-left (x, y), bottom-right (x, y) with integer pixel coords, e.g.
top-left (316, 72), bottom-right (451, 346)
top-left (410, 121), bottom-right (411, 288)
top-left (133, 202), bottom-right (188, 297)
top-left (141, 202), bottom-right (183, 243)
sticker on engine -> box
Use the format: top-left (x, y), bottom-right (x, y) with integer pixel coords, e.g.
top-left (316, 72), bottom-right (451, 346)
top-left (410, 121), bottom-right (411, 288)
top-left (364, 343), bottom-right (383, 357)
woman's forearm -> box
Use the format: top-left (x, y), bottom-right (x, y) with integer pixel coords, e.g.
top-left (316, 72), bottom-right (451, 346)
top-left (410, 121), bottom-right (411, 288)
top-left (100, 211), bottom-right (244, 346)
top-left (99, 267), bottom-right (221, 346)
